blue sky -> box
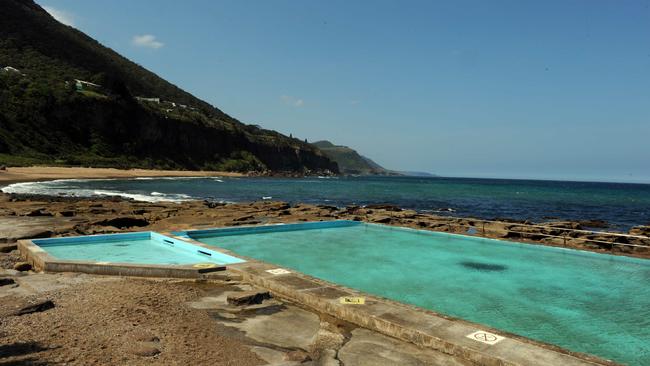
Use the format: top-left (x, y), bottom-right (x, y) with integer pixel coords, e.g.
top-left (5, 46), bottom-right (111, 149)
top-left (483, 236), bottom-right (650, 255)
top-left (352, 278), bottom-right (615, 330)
top-left (39, 0), bottom-right (650, 183)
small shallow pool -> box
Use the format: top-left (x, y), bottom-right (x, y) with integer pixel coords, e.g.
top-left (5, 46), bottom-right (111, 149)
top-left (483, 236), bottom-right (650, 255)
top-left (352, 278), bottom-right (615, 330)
top-left (181, 220), bottom-right (650, 365)
top-left (33, 231), bottom-right (244, 265)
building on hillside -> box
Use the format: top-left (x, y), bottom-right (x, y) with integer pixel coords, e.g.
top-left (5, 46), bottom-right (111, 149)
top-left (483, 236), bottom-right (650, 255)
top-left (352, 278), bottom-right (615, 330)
top-left (74, 79), bottom-right (102, 91)
top-left (135, 96), bottom-right (160, 103)
top-left (2, 66), bottom-right (23, 75)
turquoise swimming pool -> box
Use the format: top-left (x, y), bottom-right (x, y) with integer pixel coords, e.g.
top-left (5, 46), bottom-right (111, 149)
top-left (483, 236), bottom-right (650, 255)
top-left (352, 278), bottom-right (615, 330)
top-left (33, 232), bottom-right (244, 265)
top-left (182, 221), bottom-right (650, 365)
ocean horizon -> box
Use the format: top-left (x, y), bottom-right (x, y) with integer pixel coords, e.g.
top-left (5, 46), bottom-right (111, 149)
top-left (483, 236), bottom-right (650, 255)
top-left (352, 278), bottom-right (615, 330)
top-left (3, 175), bottom-right (649, 232)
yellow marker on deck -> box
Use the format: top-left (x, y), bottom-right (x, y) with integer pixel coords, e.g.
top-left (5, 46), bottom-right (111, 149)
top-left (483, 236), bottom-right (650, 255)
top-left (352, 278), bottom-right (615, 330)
top-left (193, 263), bottom-right (218, 269)
top-left (340, 296), bottom-right (365, 305)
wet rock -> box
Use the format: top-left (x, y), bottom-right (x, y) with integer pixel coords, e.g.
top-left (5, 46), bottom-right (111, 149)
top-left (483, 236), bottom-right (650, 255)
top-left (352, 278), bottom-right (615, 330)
top-left (13, 262), bottom-right (32, 271)
top-left (227, 290), bottom-right (271, 306)
top-left (317, 205), bottom-right (338, 211)
top-left (14, 299), bottom-right (55, 316)
top-left (365, 204), bottom-right (402, 211)
top-left (579, 219), bottom-right (608, 229)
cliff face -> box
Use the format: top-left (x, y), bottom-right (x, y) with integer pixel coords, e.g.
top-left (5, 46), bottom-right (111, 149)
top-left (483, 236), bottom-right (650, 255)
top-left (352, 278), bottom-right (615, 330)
top-left (312, 140), bottom-right (391, 175)
top-left (0, 0), bottom-right (338, 173)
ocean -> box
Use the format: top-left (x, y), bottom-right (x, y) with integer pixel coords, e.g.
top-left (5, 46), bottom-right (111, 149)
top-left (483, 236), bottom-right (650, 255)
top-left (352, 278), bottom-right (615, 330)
top-left (3, 176), bottom-right (649, 231)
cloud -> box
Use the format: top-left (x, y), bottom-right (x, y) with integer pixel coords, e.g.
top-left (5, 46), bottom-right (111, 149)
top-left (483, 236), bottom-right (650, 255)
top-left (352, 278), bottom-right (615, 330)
top-left (349, 100), bottom-right (360, 105)
top-left (281, 95), bottom-right (304, 107)
top-left (42, 6), bottom-right (75, 27)
top-left (131, 34), bottom-right (164, 49)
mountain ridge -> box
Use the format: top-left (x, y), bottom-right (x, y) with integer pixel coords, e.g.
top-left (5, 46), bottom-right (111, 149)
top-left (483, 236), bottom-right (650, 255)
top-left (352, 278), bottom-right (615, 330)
top-left (0, 0), bottom-right (338, 174)
top-left (312, 140), bottom-right (396, 175)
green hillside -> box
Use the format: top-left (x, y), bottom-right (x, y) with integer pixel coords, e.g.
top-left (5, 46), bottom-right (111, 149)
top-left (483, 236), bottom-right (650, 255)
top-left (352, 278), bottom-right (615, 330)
top-left (0, 0), bottom-right (338, 174)
top-left (312, 140), bottom-right (394, 175)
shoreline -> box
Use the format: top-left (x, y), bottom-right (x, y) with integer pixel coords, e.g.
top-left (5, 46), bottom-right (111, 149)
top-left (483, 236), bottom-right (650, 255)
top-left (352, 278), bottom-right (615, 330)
top-left (0, 166), bottom-right (245, 185)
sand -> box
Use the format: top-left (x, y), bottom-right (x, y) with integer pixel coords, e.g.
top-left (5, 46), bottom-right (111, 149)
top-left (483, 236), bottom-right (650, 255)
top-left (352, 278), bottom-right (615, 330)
top-left (0, 166), bottom-right (243, 185)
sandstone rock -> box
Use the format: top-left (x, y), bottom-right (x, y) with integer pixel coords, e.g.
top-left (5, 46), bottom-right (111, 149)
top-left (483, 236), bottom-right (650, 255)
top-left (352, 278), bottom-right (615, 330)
top-left (372, 217), bottom-right (391, 224)
top-left (13, 262), bottom-right (32, 271)
top-left (227, 290), bottom-right (271, 306)
top-left (129, 343), bottom-right (160, 357)
top-left (234, 214), bottom-right (255, 222)
top-left (55, 210), bottom-right (76, 217)
top-left (630, 225), bottom-right (650, 237)
top-left (284, 350), bottom-right (311, 362)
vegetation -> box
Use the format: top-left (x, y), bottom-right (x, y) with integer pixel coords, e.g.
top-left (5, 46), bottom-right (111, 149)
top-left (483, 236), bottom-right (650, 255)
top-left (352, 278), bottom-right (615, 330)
top-left (312, 140), bottom-right (395, 175)
top-left (0, 0), bottom-right (338, 173)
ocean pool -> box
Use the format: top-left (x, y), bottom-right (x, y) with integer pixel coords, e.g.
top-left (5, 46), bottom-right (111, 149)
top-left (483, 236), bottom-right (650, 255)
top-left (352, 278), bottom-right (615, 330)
top-left (182, 221), bottom-right (650, 365)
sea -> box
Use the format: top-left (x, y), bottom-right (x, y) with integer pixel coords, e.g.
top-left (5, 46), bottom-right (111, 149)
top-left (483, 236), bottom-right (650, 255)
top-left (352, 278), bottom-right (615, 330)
top-left (2, 176), bottom-right (649, 231)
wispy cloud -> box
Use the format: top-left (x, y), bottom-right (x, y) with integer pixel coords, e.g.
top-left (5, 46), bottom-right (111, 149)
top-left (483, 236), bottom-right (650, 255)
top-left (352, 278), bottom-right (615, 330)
top-left (131, 34), bottom-right (164, 49)
top-left (349, 100), bottom-right (361, 105)
top-left (281, 95), bottom-right (304, 107)
top-left (42, 6), bottom-right (75, 27)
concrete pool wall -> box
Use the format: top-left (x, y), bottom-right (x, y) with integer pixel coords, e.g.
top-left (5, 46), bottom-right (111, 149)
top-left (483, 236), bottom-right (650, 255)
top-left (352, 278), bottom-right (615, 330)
top-left (18, 231), bottom-right (244, 278)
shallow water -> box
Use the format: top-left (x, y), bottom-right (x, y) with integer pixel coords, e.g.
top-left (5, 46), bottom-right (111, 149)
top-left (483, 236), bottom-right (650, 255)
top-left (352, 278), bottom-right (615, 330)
top-left (195, 223), bottom-right (650, 365)
top-left (3, 176), bottom-right (650, 230)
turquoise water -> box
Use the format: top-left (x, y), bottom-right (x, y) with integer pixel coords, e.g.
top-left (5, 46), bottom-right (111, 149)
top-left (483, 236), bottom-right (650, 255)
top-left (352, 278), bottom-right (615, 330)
top-left (191, 222), bottom-right (650, 365)
top-left (33, 232), bottom-right (244, 265)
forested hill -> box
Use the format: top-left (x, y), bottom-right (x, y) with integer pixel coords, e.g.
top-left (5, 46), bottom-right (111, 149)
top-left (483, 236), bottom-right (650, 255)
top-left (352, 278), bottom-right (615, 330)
top-left (0, 0), bottom-right (338, 173)
top-left (312, 140), bottom-right (395, 175)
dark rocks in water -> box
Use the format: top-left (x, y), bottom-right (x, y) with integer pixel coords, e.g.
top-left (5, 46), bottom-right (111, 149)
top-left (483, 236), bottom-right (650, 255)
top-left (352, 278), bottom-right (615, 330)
top-left (94, 217), bottom-right (149, 228)
top-left (203, 200), bottom-right (226, 209)
top-left (460, 261), bottom-right (507, 272)
top-left (365, 204), bottom-right (402, 212)
top-left (579, 220), bottom-right (609, 229)
top-left (317, 205), bottom-right (338, 211)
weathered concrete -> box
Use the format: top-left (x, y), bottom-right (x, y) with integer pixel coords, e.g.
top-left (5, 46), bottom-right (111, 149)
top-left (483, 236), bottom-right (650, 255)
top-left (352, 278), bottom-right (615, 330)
top-left (339, 328), bottom-right (471, 366)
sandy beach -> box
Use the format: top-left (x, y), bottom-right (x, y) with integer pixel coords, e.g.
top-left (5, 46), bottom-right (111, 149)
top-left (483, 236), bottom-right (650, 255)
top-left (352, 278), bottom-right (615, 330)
top-left (0, 166), bottom-right (244, 185)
